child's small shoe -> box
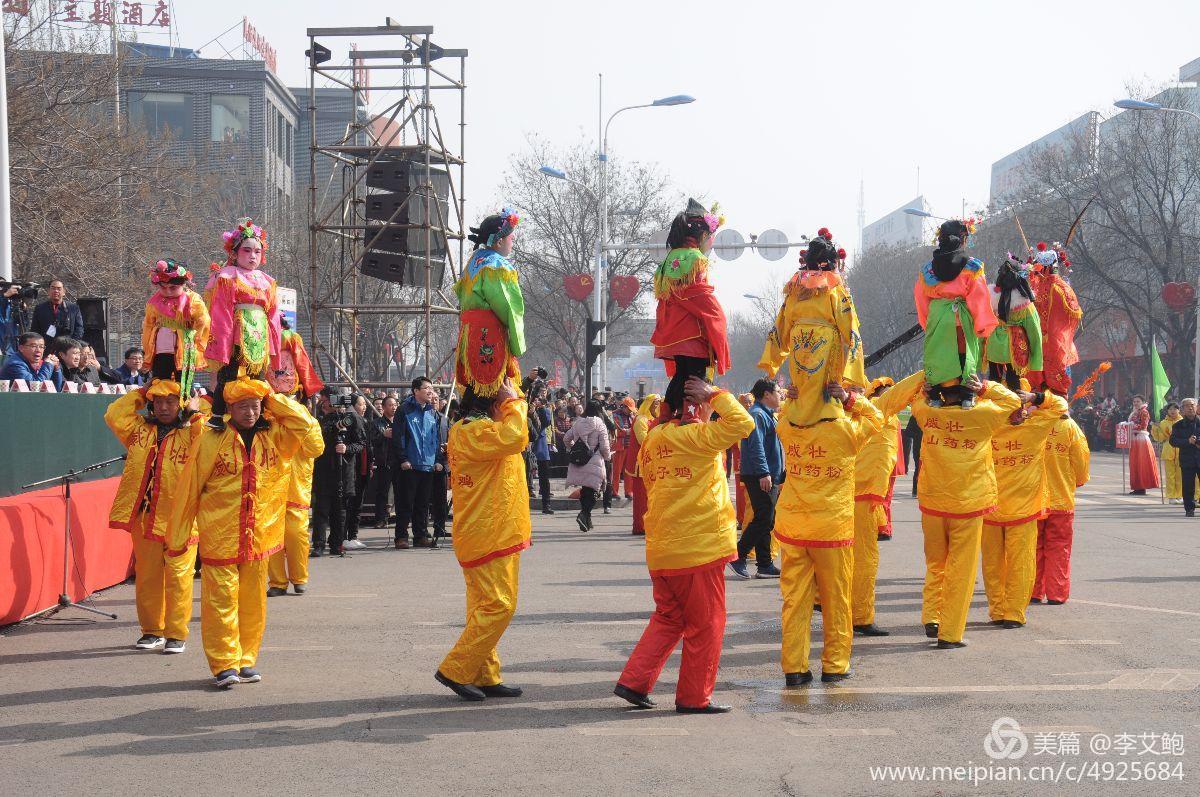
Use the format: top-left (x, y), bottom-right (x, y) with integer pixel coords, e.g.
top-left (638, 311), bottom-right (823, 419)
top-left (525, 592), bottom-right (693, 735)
top-left (927, 397), bottom-right (943, 408)
top-left (961, 396), bottom-right (976, 409)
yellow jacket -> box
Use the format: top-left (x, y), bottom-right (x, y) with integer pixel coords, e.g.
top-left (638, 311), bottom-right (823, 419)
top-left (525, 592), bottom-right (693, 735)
top-left (167, 393), bottom-right (321, 565)
top-left (854, 371), bottom-right (925, 503)
top-left (1152, 418), bottom-right (1179, 463)
top-left (1043, 414), bottom-right (1090, 514)
top-left (141, 288), bottom-right (211, 371)
top-left (775, 393), bottom-right (883, 547)
top-left (279, 403), bottom-right (325, 546)
top-left (911, 381), bottom-right (1022, 518)
top-left (985, 392), bottom-right (1069, 526)
top-left (639, 391), bottom-right (754, 575)
top-left (446, 397), bottom-right (532, 568)
top-left (105, 388), bottom-right (207, 542)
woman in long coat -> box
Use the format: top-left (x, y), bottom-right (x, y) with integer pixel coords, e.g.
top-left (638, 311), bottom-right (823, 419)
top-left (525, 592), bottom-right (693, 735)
top-left (565, 399), bottom-right (612, 532)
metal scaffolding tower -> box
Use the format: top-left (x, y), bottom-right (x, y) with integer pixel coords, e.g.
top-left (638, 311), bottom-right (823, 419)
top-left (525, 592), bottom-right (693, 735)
top-left (305, 22), bottom-right (466, 391)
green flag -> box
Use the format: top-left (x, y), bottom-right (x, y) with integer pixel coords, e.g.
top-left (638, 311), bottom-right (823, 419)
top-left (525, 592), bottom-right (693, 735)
top-left (1150, 335), bottom-right (1171, 419)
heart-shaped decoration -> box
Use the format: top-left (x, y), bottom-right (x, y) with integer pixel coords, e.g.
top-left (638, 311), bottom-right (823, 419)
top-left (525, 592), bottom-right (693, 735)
top-left (609, 275), bottom-right (641, 309)
top-left (563, 273), bottom-right (594, 303)
top-left (1162, 281), bottom-right (1196, 312)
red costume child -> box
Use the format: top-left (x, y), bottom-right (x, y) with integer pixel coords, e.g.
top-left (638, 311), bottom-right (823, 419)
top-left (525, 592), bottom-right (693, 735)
top-left (1026, 242), bottom-right (1082, 396)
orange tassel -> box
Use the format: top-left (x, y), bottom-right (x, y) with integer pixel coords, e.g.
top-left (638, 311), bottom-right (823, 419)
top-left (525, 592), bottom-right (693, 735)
top-left (1070, 361), bottom-right (1112, 403)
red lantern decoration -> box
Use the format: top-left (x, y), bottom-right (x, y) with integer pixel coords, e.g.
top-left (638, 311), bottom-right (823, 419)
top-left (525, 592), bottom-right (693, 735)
top-left (1162, 281), bottom-right (1196, 313)
top-left (609, 275), bottom-right (641, 309)
top-left (563, 273), bottom-right (594, 303)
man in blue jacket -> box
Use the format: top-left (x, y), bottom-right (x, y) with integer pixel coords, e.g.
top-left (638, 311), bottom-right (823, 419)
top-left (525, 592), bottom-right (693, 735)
top-left (31, 280), bottom-right (85, 341)
top-left (0, 332), bottom-right (63, 390)
top-left (730, 378), bottom-right (784, 579)
top-left (391, 376), bottom-right (441, 548)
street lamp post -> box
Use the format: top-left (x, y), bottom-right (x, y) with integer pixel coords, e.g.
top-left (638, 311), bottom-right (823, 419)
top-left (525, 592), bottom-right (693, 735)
top-left (1114, 98), bottom-right (1200, 396)
top-left (538, 93), bottom-right (695, 395)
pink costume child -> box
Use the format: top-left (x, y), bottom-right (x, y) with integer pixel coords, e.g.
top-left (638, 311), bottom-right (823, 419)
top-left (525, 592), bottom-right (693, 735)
top-left (204, 218), bottom-right (281, 420)
top-left (142, 259), bottom-right (211, 399)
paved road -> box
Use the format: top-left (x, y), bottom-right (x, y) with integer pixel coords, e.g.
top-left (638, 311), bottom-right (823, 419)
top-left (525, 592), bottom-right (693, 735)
top-left (1, 451), bottom-right (1197, 795)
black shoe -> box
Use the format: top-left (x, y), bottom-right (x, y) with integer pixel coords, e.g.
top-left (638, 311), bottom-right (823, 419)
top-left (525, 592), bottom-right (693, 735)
top-left (821, 671), bottom-right (851, 683)
top-left (310, 549), bottom-right (324, 558)
top-left (238, 667), bottom-right (262, 683)
top-left (1029, 597), bottom-right (1044, 604)
top-left (395, 538), bottom-right (411, 549)
top-left (755, 564), bottom-right (782, 579)
top-left (602, 507), bottom-right (611, 515)
top-left (266, 587), bottom-right (288, 597)
top-left (854, 624), bottom-right (890, 637)
top-left (586, 512), bottom-right (595, 530)
top-left (1187, 511), bottom-right (1195, 517)
top-left (877, 533), bottom-right (891, 541)
top-left (784, 671), bottom-right (813, 687)
top-left (1000, 620), bottom-right (1024, 629)
top-left (293, 583), bottom-right (307, 595)
top-left (163, 638), bottom-right (185, 654)
top-left (613, 683), bottom-right (655, 709)
top-left (576, 511), bottom-right (589, 532)
top-left (135, 634), bottom-right (165, 650)
top-left (332, 550), bottom-right (351, 557)
top-left (541, 504), bottom-right (555, 515)
top-left (924, 622), bottom-right (939, 639)
top-left (435, 670), bottom-right (485, 701)
top-left (935, 639), bottom-right (967, 649)
top-left (675, 703), bottom-right (732, 714)
top-left (1046, 599), bottom-right (1065, 605)
top-left (990, 619), bottom-right (1007, 626)
top-left (1129, 489), bottom-right (1147, 495)
top-left (480, 683), bottom-right (523, 698)
top-left (214, 668), bottom-right (240, 689)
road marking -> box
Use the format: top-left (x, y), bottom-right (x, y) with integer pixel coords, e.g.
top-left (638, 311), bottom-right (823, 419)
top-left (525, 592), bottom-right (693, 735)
top-left (259, 646), bottom-right (335, 651)
top-left (1070, 599), bottom-right (1200, 618)
top-left (1035, 640), bottom-right (1120, 646)
top-left (567, 592), bottom-right (637, 598)
top-left (762, 670), bottom-right (1200, 696)
top-left (296, 594), bottom-right (379, 599)
top-left (195, 731), bottom-right (257, 741)
top-left (577, 728), bottom-right (689, 737)
top-left (784, 727), bottom-right (895, 737)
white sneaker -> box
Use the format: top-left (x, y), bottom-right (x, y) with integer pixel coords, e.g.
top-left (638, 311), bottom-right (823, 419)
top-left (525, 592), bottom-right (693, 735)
top-left (345, 539), bottom-right (366, 549)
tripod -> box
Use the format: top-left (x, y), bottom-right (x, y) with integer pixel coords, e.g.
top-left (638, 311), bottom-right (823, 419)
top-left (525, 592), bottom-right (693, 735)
top-left (22, 455), bottom-right (126, 620)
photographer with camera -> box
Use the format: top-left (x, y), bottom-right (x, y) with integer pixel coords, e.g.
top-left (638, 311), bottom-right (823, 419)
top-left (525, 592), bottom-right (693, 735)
top-left (1, 280), bottom-right (40, 355)
top-left (31, 279), bottom-right (84, 342)
top-left (311, 386), bottom-right (368, 557)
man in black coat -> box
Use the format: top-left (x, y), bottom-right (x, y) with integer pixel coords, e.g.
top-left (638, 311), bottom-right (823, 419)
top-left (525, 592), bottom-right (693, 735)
top-left (311, 388), bottom-right (369, 556)
top-left (1169, 397), bottom-right (1200, 517)
top-left (31, 280), bottom-right (85, 341)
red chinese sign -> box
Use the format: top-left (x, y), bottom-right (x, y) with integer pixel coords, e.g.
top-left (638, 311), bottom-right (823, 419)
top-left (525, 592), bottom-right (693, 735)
top-left (242, 16), bottom-right (277, 74)
top-left (7, 1), bottom-right (173, 27)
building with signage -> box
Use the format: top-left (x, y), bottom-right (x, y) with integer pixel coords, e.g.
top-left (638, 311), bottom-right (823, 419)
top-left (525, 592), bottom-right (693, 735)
top-left (289, 86), bottom-right (370, 208)
top-left (862, 196), bottom-right (929, 251)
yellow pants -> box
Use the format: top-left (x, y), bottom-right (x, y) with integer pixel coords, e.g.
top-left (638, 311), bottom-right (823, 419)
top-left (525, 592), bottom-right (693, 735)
top-left (921, 513), bottom-right (983, 643)
top-left (439, 553), bottom-right (521, 687)
top-left (780, 543), bottom-right (853, 675)
top-left (132, 526), bottom-right (197, 640)
top-left (268, 503), bottom-right (311, 589)
top-left (851, 502), bottom-right (886, 626)
top-left (200, 559), bottom-right (269, 676)
top-left (981, 520), bottom-right (1038, 624)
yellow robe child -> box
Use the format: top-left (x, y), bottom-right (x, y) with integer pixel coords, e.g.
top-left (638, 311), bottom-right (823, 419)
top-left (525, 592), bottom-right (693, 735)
top-left (911, 380), bottom-right (1022, 644)
top-left (775, 392), bottom-right (883, 677)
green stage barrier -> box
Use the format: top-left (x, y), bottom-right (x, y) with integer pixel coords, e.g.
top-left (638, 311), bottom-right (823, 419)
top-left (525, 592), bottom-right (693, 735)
top-left (0, 392), bottom-right (125, 498)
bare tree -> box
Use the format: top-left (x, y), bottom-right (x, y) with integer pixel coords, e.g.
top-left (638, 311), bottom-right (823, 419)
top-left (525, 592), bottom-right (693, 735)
top-left (492, 135), bottom-right (682, 387)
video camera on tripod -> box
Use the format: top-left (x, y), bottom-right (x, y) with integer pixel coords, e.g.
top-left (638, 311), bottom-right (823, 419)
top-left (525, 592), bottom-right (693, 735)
top-left (1, 280), bottom-right (42, 302)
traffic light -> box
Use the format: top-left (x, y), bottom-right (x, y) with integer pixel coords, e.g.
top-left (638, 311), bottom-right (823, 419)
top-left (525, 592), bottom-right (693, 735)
top-left (586, 320), bottom-right (606, 369)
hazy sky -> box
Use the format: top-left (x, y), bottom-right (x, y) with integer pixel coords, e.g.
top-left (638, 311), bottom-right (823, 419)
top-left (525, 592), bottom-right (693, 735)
top-left (162, 0), bottom-right (1200, 318)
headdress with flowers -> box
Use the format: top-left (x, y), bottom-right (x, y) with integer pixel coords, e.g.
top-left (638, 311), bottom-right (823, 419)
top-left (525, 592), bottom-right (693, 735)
top-left (222, 218), bottom-right (268, 265)
top-left (931, 215), bottom-right (980, 247)
top-left (150, 258), bottom-right (193, 285)
top-left (1028, 240), bottom-right (1071, 275)
top-left (467, 207), bottom-right (521, 251)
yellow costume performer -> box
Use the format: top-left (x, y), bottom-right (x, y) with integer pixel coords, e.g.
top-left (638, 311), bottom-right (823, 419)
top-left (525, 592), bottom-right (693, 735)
top-left (911, 378), bottom-right (1021, 647)
top-left (980, 390), bottom-right (1068, 627)
top-left (775, 386), bottom-right (882, 682)
top-left (105, 379), bottom-right (206, 652)
top-left (759, 229), bottom-right (866, 427)
top-left (1034, 413), bottom-right (1091, 604)
top-left (1152, 410), bottom-right (1193, 502)
top-left (850, 372), bottom-right (924, 633)
top-left (267, 325), bottom-right (325, 596)
top-left (436, 389), bottom-right (532, 701)
top-left (168, 378), bottom-right (321, 687)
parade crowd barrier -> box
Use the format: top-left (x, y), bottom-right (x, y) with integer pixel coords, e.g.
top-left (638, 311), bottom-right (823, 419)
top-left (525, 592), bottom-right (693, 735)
top-left (0, 391), bottom-right (132, 625)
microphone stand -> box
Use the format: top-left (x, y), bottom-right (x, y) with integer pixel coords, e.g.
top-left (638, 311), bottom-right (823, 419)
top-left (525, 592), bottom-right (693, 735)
top-left (22, 455), bottom-right (126, 620)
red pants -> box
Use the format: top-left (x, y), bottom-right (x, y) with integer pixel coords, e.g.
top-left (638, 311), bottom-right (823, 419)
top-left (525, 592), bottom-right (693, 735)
top-left (879, 475), bottom-right (897, 538)
top-left (618, 562), bottom-right (726, 709)
top-left (1034, 512), bottom-right (1074, 603)
top-left (610, 448), bottom-right (626, 498)
top-left (735, 479), bottom-right (748, 528)
top-left (631, 476), bottom-right (647, 534)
